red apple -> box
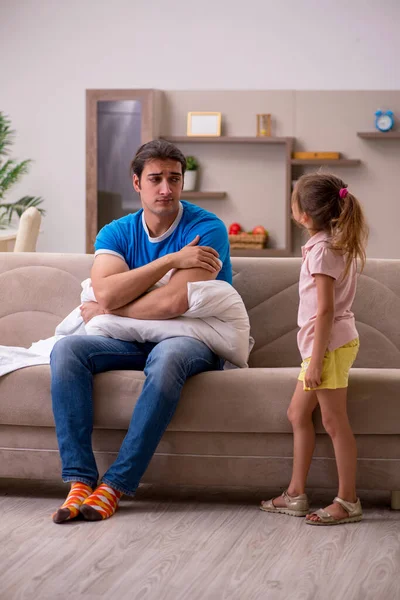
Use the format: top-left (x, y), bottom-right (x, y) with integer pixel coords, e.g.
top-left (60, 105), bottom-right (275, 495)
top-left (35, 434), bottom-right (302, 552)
top-left (252, 225), bottom-right (267, 235)
top-left (228, 222), bottom-right (242, 235)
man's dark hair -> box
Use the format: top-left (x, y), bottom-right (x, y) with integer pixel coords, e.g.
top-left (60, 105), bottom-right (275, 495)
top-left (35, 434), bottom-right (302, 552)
top-left (130, 139), bottom-right (186, 181)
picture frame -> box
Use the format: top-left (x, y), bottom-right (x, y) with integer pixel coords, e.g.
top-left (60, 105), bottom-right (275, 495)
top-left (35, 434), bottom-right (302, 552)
top-left (187, 112), bottom-right (222, 137)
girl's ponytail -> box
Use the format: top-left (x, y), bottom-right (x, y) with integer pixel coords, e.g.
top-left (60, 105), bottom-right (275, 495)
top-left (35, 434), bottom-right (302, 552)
top-left (331, 189), bottom-right (368, 277)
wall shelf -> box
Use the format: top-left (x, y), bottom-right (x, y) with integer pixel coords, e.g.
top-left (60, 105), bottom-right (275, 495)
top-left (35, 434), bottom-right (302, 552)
top-left (291, 159), bottom-right (361, 166)
top-left (230, 248), bottom-right (290, 257)
top-left (161, 136), bottom-right (293, 144)
top-left (357, 132), bottom-right (400, 139)
top-left (163, 135), bottom-right (294, 255)
top-left (164, 135), bottom-right (361, 255)
top-left (181, 192), bottom-right (226, 200)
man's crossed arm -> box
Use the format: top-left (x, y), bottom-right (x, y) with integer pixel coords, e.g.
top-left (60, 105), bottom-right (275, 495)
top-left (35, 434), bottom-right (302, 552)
top-left (81, 236), bottom-right (221, 323)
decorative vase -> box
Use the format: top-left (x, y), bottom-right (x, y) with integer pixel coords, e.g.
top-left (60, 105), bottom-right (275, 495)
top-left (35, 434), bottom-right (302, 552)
top-left (183, 170), bottom-right (197, 191)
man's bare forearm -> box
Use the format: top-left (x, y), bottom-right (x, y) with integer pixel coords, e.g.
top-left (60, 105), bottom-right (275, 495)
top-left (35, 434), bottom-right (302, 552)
top-left (94, 254), bottom-right (175, 311)
top-left (109, 282), bottom-right (188, 320)
top-left (92, 237), bottom-right (221, 312)
top-left (108, 265), bottom-right (216, 320)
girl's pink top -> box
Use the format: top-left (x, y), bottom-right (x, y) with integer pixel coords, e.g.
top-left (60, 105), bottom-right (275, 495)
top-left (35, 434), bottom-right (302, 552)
top-left (297, 231), bottom-right (358, 359)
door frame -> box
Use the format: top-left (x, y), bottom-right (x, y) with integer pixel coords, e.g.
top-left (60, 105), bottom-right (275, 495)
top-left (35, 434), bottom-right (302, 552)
top-left (86, 89), bottom-right (156, 253)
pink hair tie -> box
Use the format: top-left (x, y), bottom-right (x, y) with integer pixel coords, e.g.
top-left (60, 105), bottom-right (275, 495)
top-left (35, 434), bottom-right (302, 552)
top-left (339, 188), bottom-right (348, 199)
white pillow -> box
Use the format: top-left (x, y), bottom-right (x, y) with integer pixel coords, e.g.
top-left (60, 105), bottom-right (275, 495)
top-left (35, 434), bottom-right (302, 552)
top-left (85, 280), bottom-right (251, 368)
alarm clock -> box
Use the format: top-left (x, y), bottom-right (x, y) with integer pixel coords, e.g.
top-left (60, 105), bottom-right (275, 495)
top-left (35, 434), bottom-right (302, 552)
top-left (375, 110), bottom-right (394, 132)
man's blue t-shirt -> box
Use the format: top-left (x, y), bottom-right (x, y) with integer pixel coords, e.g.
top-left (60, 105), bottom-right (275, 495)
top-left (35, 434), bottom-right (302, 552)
top-left (94, 201), bottom-right (232, 284)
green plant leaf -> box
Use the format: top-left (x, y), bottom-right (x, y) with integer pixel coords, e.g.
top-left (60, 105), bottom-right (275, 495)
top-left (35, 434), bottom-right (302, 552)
top-left (0, 113), bottom-right (15, 157)
top-left (0, 111), bottom-right (45, 225)
top-left (0, 213), bottom-right (9, 229)
top-left (186, 155), bottom-right (198, 171)
top-left (0, 159), bottom-right (17, 189)
top-left (0, 159), bottom-right (31, 198)
top-left (0, 196), bottom-right (45, 222)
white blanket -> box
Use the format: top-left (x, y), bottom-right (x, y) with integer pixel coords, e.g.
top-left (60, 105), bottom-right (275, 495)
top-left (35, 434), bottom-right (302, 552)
top-left (0, 278), bottom-right (252, 377)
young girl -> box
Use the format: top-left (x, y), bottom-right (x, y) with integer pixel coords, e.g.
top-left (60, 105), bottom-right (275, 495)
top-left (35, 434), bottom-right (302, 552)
top-left (261, 173), bottom-right (368, 525)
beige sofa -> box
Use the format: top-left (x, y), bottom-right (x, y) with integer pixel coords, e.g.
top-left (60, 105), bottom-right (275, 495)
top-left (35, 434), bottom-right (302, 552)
top-left (0, 253), bottom-right (399, 507)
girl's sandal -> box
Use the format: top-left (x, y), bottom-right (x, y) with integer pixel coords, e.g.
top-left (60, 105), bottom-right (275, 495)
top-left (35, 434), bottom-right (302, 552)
top-left (260, 490), bottom-right (309, 517)
top-left (305, 496), bottom-right (363, 526)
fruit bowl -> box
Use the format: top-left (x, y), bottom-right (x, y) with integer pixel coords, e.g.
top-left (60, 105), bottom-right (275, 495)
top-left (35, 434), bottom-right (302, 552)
top-left (228, 232), bottom-right (268, 249)
top-left (228, 224), bottom-right (268, 249)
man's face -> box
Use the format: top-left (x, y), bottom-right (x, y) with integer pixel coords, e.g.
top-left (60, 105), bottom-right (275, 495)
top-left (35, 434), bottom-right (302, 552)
top-left (133, 159), bottom-right (183, 217)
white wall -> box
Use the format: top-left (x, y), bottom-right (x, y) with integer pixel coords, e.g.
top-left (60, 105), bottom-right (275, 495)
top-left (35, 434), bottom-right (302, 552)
top-left (1, 0), bottom-right (399, 252)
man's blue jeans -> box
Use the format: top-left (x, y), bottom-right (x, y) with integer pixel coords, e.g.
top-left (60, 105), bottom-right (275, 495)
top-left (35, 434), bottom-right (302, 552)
top-left (50, 335), bottom-right (223, 496)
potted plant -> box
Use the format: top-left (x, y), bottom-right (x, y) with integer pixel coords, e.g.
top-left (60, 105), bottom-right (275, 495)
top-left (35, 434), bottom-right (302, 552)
top-left (183, 155), bottom-right (199, 192)
top-left (0, 112), bottom-right (45, 229)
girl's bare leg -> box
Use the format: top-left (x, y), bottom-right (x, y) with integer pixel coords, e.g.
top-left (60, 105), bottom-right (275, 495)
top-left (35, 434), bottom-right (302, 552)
top-left (307, 387), bottom-right (357, 522)
top-left (265, 381), bottom-right (318, 507)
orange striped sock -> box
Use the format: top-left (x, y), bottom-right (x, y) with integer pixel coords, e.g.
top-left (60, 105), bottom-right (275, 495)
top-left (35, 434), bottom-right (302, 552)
top-left (52, 482), bottom-right (93, 524)
top-left (80, 483), bottom-right (122, 521)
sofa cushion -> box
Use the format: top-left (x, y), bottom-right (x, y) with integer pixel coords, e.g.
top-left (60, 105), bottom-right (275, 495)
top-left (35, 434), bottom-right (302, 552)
top-left (0, 254), bottom-right (93, 348)
top-left (0, 366), bottom-right (399, 435)
top-left (232, 258), bottom-right (400, 369)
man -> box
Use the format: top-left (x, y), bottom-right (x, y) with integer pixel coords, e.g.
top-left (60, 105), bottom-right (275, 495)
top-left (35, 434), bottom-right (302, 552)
top-left (51, 139), bottom-right (232, 523)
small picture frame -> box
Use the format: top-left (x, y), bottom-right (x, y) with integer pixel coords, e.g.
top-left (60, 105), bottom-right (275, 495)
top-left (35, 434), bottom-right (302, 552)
top-left (187, 112), bottom-right (222, 137)
top-left (257, 114), bottom-right (271, 137)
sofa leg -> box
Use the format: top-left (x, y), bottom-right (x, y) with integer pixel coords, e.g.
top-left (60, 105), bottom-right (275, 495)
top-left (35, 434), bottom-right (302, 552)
top-left (391, 491), bottom-right (400, 510)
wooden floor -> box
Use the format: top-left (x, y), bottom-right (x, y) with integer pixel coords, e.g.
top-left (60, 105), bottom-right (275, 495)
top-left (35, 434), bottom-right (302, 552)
top-left (0, 481), bottom-right (399, 600)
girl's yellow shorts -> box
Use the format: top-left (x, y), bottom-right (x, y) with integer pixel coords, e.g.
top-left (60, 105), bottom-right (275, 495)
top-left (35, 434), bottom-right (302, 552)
top-left (298, 338), bottom-right (359, 391)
